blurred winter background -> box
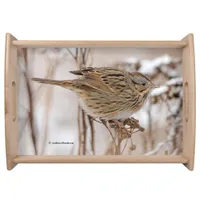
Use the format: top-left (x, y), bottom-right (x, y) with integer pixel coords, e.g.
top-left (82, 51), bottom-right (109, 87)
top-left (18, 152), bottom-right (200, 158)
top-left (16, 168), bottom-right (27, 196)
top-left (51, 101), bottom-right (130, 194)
top-left (17, 47), bottom-right (183, 156)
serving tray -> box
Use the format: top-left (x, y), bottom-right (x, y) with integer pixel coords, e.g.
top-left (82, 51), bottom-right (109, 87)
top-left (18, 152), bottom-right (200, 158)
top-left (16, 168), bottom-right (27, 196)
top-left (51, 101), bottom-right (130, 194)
top-left (5, 33), bottom-right (196, 170)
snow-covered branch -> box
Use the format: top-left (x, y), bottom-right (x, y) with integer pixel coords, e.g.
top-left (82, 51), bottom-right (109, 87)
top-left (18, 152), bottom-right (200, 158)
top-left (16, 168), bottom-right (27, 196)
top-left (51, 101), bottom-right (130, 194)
top-left (114, 54), bottom-right (181, 80)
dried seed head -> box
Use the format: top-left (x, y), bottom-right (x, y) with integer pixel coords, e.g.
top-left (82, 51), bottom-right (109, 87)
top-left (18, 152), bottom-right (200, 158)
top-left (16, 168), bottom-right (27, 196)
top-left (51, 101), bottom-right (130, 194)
top-left (139, 127), bottom-right (145, 132)
top-left (129, 145), bottom-right (136, 151)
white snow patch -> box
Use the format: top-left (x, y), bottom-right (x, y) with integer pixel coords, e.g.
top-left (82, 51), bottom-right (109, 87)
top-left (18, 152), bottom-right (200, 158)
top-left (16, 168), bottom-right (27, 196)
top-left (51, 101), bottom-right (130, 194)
top-left (139, 54), bottom-right (173, 75)
top-left (152, 54), bottom-right (173, 65)
top-left (167, 69), bottom-right (179, 77)
top-left (139, 60), bottom-right (158, 75)
top-left (166, 77), bottom-right (183, 86)
top-left (150, 86), bottom-right (168, 96)
top-left (170, 99), bottom-right (182, 114)
top-left (125, 54), bottom-right (180, 77)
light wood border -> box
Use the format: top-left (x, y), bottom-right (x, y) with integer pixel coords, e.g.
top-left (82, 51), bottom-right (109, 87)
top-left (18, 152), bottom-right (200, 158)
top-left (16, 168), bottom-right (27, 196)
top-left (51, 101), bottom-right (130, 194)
top-left (4, 33), bottom-right (196, 170)
top-left (13, 155), bottom-right (188, 163)
top-left (12, 40), bottom-right (187, 48)
top-left (181, 34), bottom-right (196, 170)
top-left (5, 33), bottom-right (19, 170)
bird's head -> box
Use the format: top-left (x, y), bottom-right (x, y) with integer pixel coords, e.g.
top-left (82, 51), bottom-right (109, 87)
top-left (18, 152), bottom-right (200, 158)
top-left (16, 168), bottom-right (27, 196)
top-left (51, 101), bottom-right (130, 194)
top-left (129, 72), bottom-right (158, 94)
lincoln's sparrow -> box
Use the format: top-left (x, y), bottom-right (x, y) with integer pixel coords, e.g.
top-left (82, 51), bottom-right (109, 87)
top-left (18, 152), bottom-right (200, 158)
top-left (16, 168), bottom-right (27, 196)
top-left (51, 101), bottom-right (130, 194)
top-left (32, 67), bottom-right (156, 120)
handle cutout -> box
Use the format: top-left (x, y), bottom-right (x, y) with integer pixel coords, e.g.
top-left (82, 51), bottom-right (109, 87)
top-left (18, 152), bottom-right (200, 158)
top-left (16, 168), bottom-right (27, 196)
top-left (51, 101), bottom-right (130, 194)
top-left (12, 81), bottom-right (16, 122)
top-left (184, 82), bottom-right (189, 122)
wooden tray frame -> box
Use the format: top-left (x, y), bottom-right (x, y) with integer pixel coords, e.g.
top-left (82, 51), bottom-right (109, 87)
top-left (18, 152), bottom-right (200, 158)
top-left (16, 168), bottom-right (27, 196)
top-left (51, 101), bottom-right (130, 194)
top-left (4, 33), bottom-right (196, 171)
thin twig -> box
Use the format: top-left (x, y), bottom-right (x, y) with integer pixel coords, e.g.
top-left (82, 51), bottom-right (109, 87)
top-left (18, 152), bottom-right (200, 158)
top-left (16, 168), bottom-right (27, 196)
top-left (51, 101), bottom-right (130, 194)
top-left (78, 106), bottom-right (82, 155)
top-left (18, 118), bottom-right (29, 141)
top-left (22, 49), bottom-right (37, 155)
top-left (85, 48), bottom-right (91, 62)
top-left (147, 104), bottom-right (154, 150)
top-left (104, 141), bottom-right (115, 155)
top-left (41, 64), bottom-right (55, 155)
top-left (130, 136), bottom-right (134, 146)
top-left (67, 48), bottom-right (76, 60)
top-left (120, 138), bottom-right (129, 154)
top-left (81, 48), bottom-right (87, 63)
top-left (32, 64), bottom-right (58, 103)
top-left (116, 138), bottom-right (122, 155)
top-left (101, 120), bottom-right (117, 152)
top-left (82, 110), bottom-right (87, 155)
top-left (75, 48), bottom-right (78, 60)
top-left (88, 50), bottom-right (94, 68)
top-left (160, 95), bottom-right (173, 115)
top-left (88, 115), bottom-right (95, 155)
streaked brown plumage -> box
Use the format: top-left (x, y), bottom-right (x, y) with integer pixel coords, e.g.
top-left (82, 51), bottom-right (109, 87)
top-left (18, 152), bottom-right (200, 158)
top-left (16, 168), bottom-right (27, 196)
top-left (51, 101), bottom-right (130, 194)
top-left (32, 67), bottom-right (156, 120)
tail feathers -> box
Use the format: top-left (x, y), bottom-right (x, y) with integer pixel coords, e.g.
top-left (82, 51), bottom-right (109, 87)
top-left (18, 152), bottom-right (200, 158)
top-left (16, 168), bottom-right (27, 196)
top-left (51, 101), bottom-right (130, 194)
top-left (31, 78), bottom-right (73, 87)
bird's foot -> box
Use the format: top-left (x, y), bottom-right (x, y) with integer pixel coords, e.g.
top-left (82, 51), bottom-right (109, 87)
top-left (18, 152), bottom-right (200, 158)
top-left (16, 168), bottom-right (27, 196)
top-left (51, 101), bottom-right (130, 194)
top-left (123, 117), bottom-right (145, 132)
top-left (108, 119), bottom-right (132, 140)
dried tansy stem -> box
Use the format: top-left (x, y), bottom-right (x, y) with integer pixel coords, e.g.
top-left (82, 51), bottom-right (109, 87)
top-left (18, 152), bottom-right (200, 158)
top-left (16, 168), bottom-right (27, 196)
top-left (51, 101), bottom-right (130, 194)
top-left (22, 49), bottom-right (37, 155)
top-left (82, 110), bottom-right (87, 155)
top-left (100, 118), bottom-right (144, 155)
top-left (88, 115), bottom-right (95, 154)
top-left (77, 106), bottom-right (82, 155)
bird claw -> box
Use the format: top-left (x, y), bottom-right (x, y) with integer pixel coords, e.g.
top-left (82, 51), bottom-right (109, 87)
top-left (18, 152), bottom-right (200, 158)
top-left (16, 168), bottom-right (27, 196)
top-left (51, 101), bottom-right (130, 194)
top-left (123, 117), bottom-right (145, 132)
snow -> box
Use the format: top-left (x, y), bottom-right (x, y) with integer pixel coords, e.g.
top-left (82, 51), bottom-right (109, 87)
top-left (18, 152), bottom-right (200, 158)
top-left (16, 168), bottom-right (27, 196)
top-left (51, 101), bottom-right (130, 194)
top-left (151, 54), bottom-right (173, 65)
top-left (170, 99), bottom-right (182, 114)
top-left (167, 69), bottom-right (179, 77)
top-left (139, 54), bottom-right (173, 75)
top-left (149, 77), bottom-right (183, 97)
top-left (139, 60), bottom-right (158, 75)
top-left (166, 77), bottom-right (183, 86)
top-left (125, 54), bottom-right (181, 78)
top-left (150, 85), bottom-right (169, 96)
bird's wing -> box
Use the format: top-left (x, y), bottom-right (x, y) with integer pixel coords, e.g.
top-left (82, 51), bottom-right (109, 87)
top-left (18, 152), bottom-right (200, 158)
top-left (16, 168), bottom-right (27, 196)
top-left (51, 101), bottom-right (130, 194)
top-left (70, 67), bottom-right (126, 94)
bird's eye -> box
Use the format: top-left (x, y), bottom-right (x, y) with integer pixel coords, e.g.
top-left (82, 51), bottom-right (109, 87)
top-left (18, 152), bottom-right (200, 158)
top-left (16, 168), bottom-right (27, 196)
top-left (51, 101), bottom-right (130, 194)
top-left (142, 83), bottom-right (146, 86)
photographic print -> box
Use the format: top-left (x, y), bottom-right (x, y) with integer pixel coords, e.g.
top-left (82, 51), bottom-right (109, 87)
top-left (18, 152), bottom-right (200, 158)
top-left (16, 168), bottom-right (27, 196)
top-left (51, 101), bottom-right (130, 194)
top-left (17, 47), bottom-right (183, 156)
